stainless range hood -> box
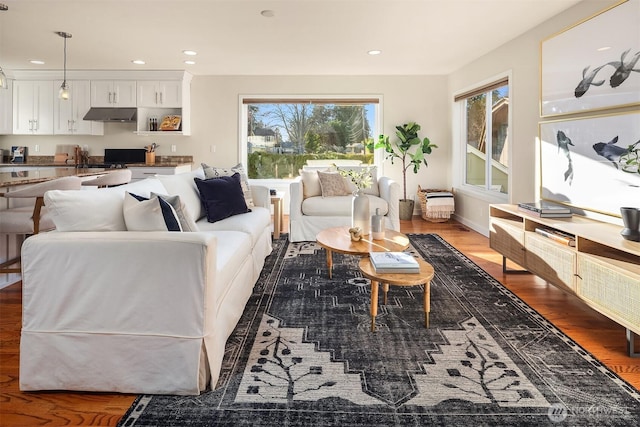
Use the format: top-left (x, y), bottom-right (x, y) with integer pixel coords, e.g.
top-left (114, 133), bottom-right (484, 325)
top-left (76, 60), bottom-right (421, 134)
top-left (83, 107), bottom-right (137, 122)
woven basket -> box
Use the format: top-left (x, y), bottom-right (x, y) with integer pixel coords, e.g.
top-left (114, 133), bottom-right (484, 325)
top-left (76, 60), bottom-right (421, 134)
top-left (417, 185), bottom-right (454, 222)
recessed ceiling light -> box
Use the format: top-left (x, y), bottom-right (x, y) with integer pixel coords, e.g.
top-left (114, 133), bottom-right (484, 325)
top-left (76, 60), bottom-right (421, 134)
top-left (30, 60), bottom-right (45, 65)
top-left (368, 50), bottom-right (382, 56)
top-left (184, 60), bottom-right (196, 65)
top-left (132, 60), bottom-right (146, 65)
top-left (261, 10), bottom-right (275, 18)
top-left (597, 46), bottom-right (611, 52)
top-left (183, 50), bottom-right (197, 56)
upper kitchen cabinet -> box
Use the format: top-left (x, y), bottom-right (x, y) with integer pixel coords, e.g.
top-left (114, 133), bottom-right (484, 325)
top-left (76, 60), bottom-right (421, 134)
top-left (91, 80), bottom-right (136, 107)
top-left (137, 81), bottom-right (181, 108)
top-left (54, 80), bottom-right (104, 135)
top-left (6, 70), bottom-right (191, 136)
top-left (0, 80), bottom-right (13, 134)
top-left (13, 80), bottom-right (54, 135)
top-left (135, 73), bottom-right (192, 136)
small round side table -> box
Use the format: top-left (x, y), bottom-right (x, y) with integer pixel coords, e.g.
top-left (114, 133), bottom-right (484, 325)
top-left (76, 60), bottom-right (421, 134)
top-left (358, 257), bottom-right (435, 332)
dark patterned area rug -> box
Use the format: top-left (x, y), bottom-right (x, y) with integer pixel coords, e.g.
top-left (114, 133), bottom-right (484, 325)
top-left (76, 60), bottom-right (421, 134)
top-left (119, 234), bottom-right (640, 426)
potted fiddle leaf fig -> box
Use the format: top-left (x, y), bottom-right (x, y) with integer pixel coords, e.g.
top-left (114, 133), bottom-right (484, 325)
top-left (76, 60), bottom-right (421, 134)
top-left (375, 122), bottom-right (437, 220)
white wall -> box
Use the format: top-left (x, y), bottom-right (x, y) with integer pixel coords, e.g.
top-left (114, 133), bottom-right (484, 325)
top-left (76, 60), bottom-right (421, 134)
top-left (447, 0), bottom-right (617, 235)
top-left (191, 75), bottom-right (450, 196)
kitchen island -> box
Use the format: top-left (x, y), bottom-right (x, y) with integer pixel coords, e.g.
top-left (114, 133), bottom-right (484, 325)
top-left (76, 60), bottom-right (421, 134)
top-left (0, 167), bottom-right (112, 188)
top-left (0, 160), bottom-right (193, 187)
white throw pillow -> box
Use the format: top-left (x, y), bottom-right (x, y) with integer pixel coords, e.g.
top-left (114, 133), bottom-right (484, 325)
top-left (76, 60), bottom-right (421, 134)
top-left (299, 169), bottom-right (324, 199)
top-left (123, 192), bottom-right (182, 231)
top-left (44, 178), bottom-right (168, 232)
top-left (155, 169), bottom-right (206, 222)
top-left (45, 189), bottom-right (127, 231)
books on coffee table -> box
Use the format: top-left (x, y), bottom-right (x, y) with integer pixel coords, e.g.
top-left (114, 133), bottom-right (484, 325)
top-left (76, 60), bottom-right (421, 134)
top-left (369, 251), bottom-right (420, 274)
top-left (517, 201), bottom-right (571, 217)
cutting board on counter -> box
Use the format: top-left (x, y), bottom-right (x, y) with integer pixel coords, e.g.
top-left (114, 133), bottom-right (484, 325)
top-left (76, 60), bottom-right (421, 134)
top-left (55, 144), bottom-right (78, 163)
top-left (54, 153), bottom-right (69, 164)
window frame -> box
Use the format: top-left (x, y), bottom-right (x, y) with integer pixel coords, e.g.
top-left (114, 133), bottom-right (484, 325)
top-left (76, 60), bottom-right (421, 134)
top-left (452, 72), bottom-right (512, 202)
top-left (238, 94), bottom-right (384, 184)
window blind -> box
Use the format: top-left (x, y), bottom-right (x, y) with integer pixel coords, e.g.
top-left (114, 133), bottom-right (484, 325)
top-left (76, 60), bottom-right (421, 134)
top-left (243, 98), bottom-right (379, 105)
top-left (454, 77), bottom-right (509, 102)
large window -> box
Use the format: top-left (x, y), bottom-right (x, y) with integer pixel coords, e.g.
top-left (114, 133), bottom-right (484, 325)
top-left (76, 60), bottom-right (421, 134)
top-left (456, 78), bottom-right (510, 194)
top-left (241, 97), bottom-right (380, 179)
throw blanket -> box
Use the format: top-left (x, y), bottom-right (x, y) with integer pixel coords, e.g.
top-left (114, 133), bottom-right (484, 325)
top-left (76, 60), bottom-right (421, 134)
top-left (426, 191), bottom-right (454, 218)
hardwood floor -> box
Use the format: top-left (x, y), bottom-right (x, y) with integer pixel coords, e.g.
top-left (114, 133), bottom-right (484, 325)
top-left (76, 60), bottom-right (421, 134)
top-left (1, 217), bottom-right (639, 426)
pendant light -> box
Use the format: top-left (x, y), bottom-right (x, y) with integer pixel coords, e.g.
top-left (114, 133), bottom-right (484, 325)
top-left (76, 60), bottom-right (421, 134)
top-left (56, 31), bottom-right (72, 100)
top-left (0, 66), bottom-right (8, 90)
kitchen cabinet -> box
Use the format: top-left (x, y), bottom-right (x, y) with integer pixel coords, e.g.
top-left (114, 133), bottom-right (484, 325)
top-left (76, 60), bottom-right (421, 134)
top-left (135, 76), bottom-right (191, 136)
top-left (90, 80), bottom-right (136, 107)
top-left (128, 164), bottom-right (191, 181)
top-left (0, 80), bottom-right (12, 134)
top-left (13, 80), bottom-right (54, 135)
top-left (137, 81), bottom-right (181, 108)
top-left (6, 70), bottom-right (191, 137)
top-left (53, 80), bottom-right (104, 135)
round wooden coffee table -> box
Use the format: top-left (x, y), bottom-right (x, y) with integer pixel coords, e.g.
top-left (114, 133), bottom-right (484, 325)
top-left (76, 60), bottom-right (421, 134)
top-left (359, 257), bottom-right (435, 332)
top-left (316, 226), bottom-right (410, 279)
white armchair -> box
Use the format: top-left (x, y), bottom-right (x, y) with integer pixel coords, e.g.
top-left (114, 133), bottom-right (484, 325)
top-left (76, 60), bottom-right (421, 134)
top-left (289, 166), bottom-right (400, 242)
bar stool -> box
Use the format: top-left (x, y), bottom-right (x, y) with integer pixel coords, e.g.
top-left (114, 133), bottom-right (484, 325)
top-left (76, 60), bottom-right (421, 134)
top-left (81, 169), bottom-right (132, 188)
top-left (0, 176), bottom-right (82, 274)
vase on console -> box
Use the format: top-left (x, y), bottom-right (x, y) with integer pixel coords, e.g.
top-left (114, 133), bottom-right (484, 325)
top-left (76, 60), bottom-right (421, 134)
top-left (352, 190), bottom-right (370, 235)
top-left (620, 207), bottom-right (640, 242)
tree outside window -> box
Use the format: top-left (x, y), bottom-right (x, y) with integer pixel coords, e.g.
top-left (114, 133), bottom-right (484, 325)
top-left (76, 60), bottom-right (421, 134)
top-left (244, 99), bottom-right (378, 179)
top-left (461, 81), bottom-right (509, 194)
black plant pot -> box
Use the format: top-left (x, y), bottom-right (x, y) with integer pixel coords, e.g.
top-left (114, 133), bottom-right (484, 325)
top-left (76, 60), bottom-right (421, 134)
top-left (620, 207), bottom-right (640, 242)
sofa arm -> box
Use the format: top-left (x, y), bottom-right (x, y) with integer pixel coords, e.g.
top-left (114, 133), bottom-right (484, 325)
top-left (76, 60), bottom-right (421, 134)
top-left (289, 179), bottom-right (304, 221)
top-left (250, 185), bottom-right (270, 209)
top-left (378, 176), bottom-right (401, 231)
top-left (19, 231), bottom-right (223, 395)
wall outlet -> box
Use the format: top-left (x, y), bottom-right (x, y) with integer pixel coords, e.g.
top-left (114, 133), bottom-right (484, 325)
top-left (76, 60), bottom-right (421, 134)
top-left (210, 145), bottom-right (216, 153)
top-left (34, 144), bottom-right (40, 152)
top-left (171, 145), bottom-right (176, 153)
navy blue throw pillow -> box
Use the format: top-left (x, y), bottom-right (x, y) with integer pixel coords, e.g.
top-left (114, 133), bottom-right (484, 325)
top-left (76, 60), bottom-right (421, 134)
top-left (194, 173), bottom-right (251, 223)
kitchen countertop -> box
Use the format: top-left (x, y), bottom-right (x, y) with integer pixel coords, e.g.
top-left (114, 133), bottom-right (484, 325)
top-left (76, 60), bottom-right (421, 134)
top-left (0, 155), bottom-right (193, 169)
top-left (0, 162), bottom-right (192, 168)
top-left (116, 162), bottom-right (193, 168)
top-left (0, 167), bottom-right (113, 188)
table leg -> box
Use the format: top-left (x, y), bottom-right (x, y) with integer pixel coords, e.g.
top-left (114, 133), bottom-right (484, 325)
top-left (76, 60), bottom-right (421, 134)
top-left (382, 283), bottom-right (389, 305)
top-left (273, 199), bottom-right (281, 239)
top-left (371, 280), bottom-right (379, 332)
top-left (270, 196), bottom-right (283, 240)
top-left (424, 280), bottom-right (431, 328)
top-left (325, 249), bottom-right (333, 279)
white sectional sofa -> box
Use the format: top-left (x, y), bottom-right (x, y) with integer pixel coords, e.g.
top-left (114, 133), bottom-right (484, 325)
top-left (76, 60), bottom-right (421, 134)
top-left (289, 165), bottom-right (401, 242)
top-left (19, 168), bottom-right (272, 395)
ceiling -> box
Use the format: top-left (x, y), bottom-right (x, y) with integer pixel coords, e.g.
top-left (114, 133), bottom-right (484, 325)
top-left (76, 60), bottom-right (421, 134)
top-left (0, 0), bottom-right (584, 76)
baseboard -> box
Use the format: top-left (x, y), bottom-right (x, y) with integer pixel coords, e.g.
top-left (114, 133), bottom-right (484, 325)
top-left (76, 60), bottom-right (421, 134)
top-left (452, 214), bottom-right (489, 237)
